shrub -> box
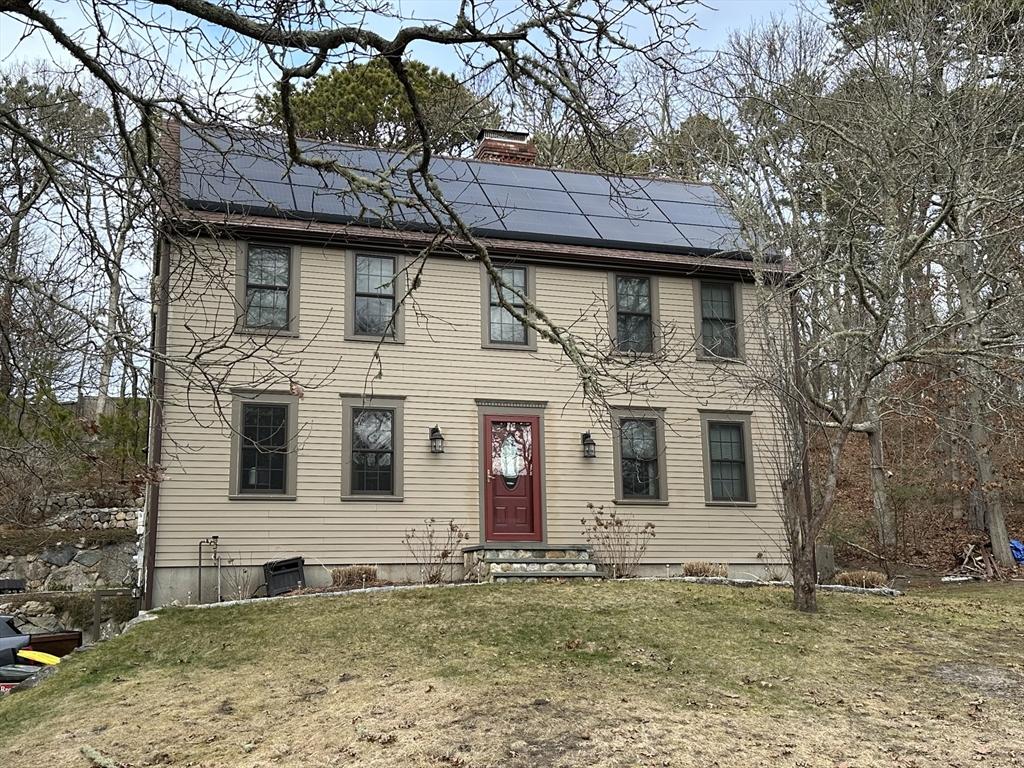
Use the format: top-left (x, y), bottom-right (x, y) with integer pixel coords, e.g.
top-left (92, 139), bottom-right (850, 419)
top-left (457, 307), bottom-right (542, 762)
top-left (402, 519), bottom-right (470, 584)
top-left (332, 565), bottom-right (378, 589)
top-left (834, 570), bottom-right (888, 588)
top-left (580, 504), bottom-right (655, 579)
top-left (682, 561), bottom-right (727, 578)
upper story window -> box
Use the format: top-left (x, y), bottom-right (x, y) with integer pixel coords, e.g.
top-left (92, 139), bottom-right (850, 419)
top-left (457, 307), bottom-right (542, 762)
top-left (346, 253), bottom-right (404, 342)
top-left (229, 391), bottom-right (298, 499)
top-left (240, 244), bottom-right (297, 333)
top-left (700, 411), bottom-right (756, 505)
top-left (698, 281), bottom-right (741, 359)
top-left (611, 408), bottom-right (667, 504)
top-left (341, 396), bottom-right (405, 500)
top-left (612, 275), bottom-right (656, 354)
top-left (483, 264), bottom-right (536, 349)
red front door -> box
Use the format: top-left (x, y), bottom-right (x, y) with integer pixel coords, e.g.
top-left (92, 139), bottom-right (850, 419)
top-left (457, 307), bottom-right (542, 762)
top-left (484, 415), bottom-right (542, 541)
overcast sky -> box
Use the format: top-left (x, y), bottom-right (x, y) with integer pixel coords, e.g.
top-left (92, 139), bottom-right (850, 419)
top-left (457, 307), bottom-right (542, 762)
top-left (1, 1), bottom-right (827, 73)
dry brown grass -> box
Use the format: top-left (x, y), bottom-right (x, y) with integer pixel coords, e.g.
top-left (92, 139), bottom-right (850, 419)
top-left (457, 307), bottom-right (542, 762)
top-left (681, 560), bottom-right (728, 577)
top-left (835, 569), bottom-right (889, 588)
top-left (2, 581), bottom-right (1022, 768)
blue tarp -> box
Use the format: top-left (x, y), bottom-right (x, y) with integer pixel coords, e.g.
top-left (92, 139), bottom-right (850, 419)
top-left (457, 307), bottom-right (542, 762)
top-left (1010, 539), bottom-right (1024, 564)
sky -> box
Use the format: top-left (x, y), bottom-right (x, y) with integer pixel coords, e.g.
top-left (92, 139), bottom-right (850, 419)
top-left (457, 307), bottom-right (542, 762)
top-left (0, 0), bottom-right (826, 76)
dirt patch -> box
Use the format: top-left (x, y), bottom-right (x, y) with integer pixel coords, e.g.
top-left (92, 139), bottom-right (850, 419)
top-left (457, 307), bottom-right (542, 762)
top-left (933, 662), bottom-right (1024, 698)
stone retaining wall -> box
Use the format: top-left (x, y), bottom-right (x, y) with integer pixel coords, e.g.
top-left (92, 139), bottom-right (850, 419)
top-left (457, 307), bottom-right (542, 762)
top-left (1, 534), bottom-right (138, 591)
top-left (41, 488), bottom-right (142, 531)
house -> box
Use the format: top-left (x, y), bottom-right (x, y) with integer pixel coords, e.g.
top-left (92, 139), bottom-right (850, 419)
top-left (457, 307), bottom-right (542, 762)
top-left (142, 123), bottom-right (786, 606)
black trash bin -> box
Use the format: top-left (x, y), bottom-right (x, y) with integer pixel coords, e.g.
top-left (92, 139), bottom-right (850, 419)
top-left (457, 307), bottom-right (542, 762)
top-left (263, 557), bottom-right (305, 597)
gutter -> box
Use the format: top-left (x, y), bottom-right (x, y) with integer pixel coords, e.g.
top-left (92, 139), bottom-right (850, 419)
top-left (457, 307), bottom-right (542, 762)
top-left (142, 235), bottom-right (170, 609)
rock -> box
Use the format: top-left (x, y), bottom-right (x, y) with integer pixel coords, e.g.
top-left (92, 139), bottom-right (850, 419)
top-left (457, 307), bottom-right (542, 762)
top-left (75, 550), bottom-right (103, 567)
top-left (39, 545), bottom-right (75, 568)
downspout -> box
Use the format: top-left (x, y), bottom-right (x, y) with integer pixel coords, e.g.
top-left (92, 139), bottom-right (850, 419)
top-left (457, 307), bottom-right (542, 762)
top-left (142, 235), bottom-right (170, 609)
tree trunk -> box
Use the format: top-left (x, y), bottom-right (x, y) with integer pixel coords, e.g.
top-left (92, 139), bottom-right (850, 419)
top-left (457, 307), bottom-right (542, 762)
top-left (792, 534), bottom-right (818, 613)
top-left (966, 381), bottom-right (1014, 566)
top-left (866, 396), bottom-right (896, 572)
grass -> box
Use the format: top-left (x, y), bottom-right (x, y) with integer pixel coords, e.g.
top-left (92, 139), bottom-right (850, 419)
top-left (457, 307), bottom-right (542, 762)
top-left (2, 581), bottom-right (1022, 767)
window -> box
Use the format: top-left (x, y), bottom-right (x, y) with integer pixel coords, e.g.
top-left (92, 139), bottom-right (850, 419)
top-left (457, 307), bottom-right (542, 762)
top-left (700, 412), bottom-right (756, 504)
top-left (237, 243), bottom-right (298, 333)
top-left (611, 275), bottom-right (656, 353)
top-left (482, 264), bottom-right (536, 349)
top-left (698, 281), bottom-right (741, 359)
top-left (611, 408), bottom-right (667, 503)
top-left (229, 392), bottom-right (297, 499)
top-left (341, 396), bottom-right (405, 500)
top-left (348, 253), bottom-right (398, 340)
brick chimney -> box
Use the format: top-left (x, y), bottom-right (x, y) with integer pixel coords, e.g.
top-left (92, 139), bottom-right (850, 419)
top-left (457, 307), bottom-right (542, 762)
top-left (474, 129), bottom-right (537, 165)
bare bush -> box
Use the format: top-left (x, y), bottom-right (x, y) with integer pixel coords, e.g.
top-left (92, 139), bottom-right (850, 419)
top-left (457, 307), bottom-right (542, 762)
top-left (682, 561), bottom-right (727, 578)
top-left (331, 565), bottom-right (378, 589)
top-left (834, 570), bottom-right (888, 589)
top-left (580, 503), bottom-right (656, 579)
top-left (402, 518), bottom-right (470, 584)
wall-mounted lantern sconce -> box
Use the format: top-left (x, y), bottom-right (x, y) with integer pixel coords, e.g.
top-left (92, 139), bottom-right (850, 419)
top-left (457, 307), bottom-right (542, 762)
top-left (429, 425), bottom-right (446, 454)
top-left (581, 431), bottom-right (597, 459)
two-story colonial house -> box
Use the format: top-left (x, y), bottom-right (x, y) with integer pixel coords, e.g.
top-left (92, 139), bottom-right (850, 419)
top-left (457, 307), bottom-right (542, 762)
top-left (142, 123), bottom-right (785, 606)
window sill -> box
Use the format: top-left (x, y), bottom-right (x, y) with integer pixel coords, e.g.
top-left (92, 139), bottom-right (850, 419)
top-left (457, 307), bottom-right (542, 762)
top-left (704, 500), bottom-right (757, 508)
top-left (236, 327), bottom-right (300, 339)
top-left (341, 495), bottom-right (404, 503)
top-left (696, 353), bottom-right (745, 364)
top-left (229, 494), bottom-right (297, 501)
top-left (482, 341), bottom-right (538, 352)
top-left (614, 498), bottom-right (670, 506)
top-left (344, 333), bottom-right (404, 345)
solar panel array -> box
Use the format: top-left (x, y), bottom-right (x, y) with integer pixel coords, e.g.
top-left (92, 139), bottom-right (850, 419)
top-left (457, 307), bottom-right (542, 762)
top-left (178, 124), bottom-right (746, 256)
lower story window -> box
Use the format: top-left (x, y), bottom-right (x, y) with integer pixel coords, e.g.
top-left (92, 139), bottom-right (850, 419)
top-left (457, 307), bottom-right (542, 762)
top-left (234, 397), bottom-right (295, 496)
top-left (701, 412), bottom-right (755, 504)
top-left (351, 408), bottom-right (394, 494)
top-left (612, 410), bottom-right (666, 503)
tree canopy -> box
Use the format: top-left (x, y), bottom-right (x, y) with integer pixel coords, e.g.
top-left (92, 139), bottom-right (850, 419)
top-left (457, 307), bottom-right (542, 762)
top-left (254, 59), bottom-right (498, 155)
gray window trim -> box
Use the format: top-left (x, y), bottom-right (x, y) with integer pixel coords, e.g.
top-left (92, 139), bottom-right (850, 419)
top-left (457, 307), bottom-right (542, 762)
top-left (341, 395), bottom-right (405, 501)
top-left (608, 273), bottom-right (660, 354)
top-left (610, 406), bottom-right (668, 505)
top-left (228, 390), bottom-right (299, 500)
top-left (694, 280), bottom-right (745, 362)
top-left (480, 261), bottom-right (538, 351)
top-left (699, 410), bottom-right (757, 506)
top-left (345, 251), bottom-right (406, 344)
top-left (234, 241), bottom-right (301, 337)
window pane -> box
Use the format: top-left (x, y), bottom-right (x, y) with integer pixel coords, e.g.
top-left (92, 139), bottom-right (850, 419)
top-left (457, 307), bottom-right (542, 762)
top-left (246, 286), bottom-right (289, 329)
top-left (247, 246), bottom-right (290, 287)
top-left (356, 255), bottom-right (395, 295)
top-left (620, 418), bottom-right (659, 498)
top-left (701, 283), bottom-right (735, 321)
top-left (355, 295), bottom-right (394, 336)
top-left (351, 408), bottom-right (394, 494)
top-left (490, 306), bottom-right (527, 344)
top-left (240, 403), bottom-right (288, 493)
top-left (709, 422), bottom-right (748, 501)
top-left (616, 276), bottom-right (651, 313)
top-left (617, 314), bottom-right (653, 353)
top-left (703, 319), bottom-right (738, 358)
top-left (352, 409), bottom-right (393, 451)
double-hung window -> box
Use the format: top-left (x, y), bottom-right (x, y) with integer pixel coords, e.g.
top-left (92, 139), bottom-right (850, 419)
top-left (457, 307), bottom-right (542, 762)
top-left (351, 254), bottom-right (397, 338)
top-left (230, 392), bottom-right (297, 498)
top-left (613, 275), bottom-right (655, 353)
top-left (611, 409), bottom-right (667, 503)
top-left (484, 265), bottom-right (532, 348)
top-left (341, 397), bottom-right (405, 500)
top-left (242, 244), bottom-right (294, 331)
top-left (698, 281), bottom-right (740, 359)
top-left (700, 412), bottom-right (755, 504)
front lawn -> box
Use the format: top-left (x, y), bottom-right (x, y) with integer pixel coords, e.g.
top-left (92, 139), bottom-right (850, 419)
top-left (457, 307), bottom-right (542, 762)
top-left (2, 581), bottom-right (1021, 767)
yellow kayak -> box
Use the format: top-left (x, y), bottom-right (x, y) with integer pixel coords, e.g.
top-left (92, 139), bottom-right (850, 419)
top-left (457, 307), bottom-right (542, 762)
top-left (17, 649), bottom-right (60, 666)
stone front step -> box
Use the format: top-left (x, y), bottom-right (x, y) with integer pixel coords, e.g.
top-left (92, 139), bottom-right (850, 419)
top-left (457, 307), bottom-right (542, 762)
top-left (463, 543), bottom-right (604, 582)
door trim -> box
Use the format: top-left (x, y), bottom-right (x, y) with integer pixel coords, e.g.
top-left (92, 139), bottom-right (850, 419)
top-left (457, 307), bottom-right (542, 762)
top-left (477, 404), bottom-right (546, 543)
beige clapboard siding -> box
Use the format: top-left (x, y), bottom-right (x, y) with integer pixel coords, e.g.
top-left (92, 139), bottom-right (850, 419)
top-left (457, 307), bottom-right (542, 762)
top-left (155, 237), bottom-right (786, 568)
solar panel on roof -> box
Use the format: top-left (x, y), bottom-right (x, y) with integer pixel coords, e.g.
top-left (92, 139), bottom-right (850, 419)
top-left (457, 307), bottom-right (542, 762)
top-left (177, 124), bottom-right (748, 257)
top-left (588, 217), bottom-right (691, 248)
